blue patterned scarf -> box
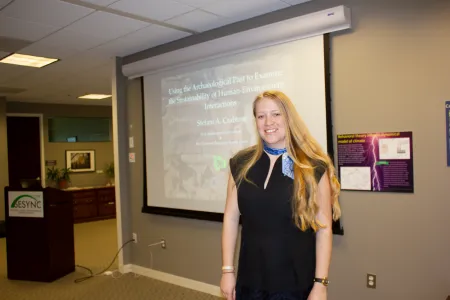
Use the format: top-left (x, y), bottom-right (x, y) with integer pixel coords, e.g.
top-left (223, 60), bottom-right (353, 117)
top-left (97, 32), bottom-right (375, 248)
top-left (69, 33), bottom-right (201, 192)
top-left (263, 144), bottom-right (294, 179)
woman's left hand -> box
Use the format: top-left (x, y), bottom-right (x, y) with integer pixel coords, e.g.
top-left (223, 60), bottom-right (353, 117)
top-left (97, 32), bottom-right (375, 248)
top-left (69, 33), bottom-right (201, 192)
top-left (307, 283), bottom-right (327, 300)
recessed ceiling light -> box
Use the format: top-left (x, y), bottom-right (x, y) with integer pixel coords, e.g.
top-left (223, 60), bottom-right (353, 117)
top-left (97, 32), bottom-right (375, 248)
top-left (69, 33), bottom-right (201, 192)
top-left (0, 53), bottom-right (59, 68)
top-left (78, 94), bottom-right (112, 100)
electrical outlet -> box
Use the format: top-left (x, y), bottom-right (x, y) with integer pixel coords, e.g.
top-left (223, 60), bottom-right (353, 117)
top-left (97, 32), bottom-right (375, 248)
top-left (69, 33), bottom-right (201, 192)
top-left (161, 239), bottom-right (166, 249)
top-left (367, 273), bottom-right (376, 289)
top-left (132, 233), bottom-right (137, 243)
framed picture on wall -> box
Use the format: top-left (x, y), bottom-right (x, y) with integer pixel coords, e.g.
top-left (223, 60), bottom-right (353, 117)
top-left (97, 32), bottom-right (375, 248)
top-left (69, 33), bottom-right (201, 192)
top-left (65, 150), bottom-right (95, 172)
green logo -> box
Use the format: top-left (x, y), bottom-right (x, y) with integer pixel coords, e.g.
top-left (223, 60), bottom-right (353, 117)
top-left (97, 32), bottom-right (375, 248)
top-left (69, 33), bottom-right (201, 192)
top-left (11, 195), bottom-right (39, 208)
top-left (213, 155), bottom-right (227, 171)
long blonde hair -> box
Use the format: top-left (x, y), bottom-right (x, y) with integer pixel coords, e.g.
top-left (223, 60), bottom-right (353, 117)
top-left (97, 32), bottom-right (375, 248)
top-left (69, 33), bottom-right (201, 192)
top-left (233, 90), bottom-right (341, 232)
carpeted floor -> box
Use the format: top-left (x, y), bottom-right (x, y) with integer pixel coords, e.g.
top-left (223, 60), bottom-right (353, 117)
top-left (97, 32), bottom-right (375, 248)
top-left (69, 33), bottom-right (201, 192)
top-left (0, 219), bottom-right (221, 300)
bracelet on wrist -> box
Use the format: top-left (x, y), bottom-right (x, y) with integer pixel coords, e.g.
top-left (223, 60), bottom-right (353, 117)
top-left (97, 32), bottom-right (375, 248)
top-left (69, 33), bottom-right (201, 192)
top-left (313, 277), bottom-right (329, 286)
top-left (222, 265), bottom-right (235, 271)
top-left (222, 270), bottom-right (235, 274)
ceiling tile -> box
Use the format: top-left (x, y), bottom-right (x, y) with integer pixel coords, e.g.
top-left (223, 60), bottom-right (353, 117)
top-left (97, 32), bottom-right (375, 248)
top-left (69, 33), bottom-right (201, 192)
top-left (48, 50), bottom-right (111, 75)
top-left (202, 0), bottom-right (289, 20)
top-left (2, 53), bottom-right (110, 90)
top-left (0, 86), bottom-right (27, 96)
top-left (81, 0), bottom-right (119, 6)
top-left (66, 76), bottom-right (111, 93)
top-left (0, 63), bottom-right (34, 84)
top-left (19, 28), bottom-right (109, 59)
top-left (0, 16), bottom-right (58, 42)
top-left (109, 0), bottom-right (195, 21)
top-left (61, 85), bottom-right (109, 99)
top-left (1, 63), bottom-right (66, 89)
top-left (0, 36), bottom-right (32, 52)
top-left (5, 88), bottom-right (49, 100)
top-left (46, 71), bottom-right (112, 102)
top-left (0, 0), bottom-right (94, 28)
top-left (166, 9), bottom-right (234, 32)
top-left (0, 51), bottom-right (9, 59)
top-left (174, 0), bottom-right (221, 8)
top-left (80, 62), bottom-right (112, 80)
top-left (282, 0), bottom-right (312, 5)
top-left (0, 0), bottom-right (11, 9)
top-left (65, 11), bottom-right (149, 41)
top-left (93, 24), bottom-right (191, 57)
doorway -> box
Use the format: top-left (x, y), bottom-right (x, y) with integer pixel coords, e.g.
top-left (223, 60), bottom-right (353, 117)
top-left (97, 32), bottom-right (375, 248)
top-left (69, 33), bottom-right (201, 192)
top-left (6, 114), bottom-right (45, 188)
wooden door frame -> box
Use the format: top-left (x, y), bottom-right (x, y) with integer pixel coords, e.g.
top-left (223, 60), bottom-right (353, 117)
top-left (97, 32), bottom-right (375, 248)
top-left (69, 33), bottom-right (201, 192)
top-left (6, 113), bottom-right (46, 188)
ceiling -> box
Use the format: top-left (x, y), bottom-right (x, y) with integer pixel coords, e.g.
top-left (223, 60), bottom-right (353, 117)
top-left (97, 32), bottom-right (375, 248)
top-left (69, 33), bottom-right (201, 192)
top-left (0, 0), bottom-right (311, 106)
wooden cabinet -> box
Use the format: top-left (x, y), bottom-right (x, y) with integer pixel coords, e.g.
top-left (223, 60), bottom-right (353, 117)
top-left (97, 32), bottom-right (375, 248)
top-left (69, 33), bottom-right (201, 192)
top-left (97, 188), bottom-right (116, 218)
top-left (64, 186), bottom-right (116, 223)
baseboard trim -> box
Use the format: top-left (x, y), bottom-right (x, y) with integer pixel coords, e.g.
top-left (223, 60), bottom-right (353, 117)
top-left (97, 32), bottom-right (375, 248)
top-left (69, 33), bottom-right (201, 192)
top-left (121, 264), bottom-right (132, 273)
top-left (122, 264), bottom-right (222, 297)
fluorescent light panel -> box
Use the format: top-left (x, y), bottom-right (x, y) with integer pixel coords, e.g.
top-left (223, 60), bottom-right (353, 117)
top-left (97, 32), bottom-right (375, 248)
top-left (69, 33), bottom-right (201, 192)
top-left (78, 94), bottom-right (112, 99)
top-left (0, 53), bottom-right (58, 68)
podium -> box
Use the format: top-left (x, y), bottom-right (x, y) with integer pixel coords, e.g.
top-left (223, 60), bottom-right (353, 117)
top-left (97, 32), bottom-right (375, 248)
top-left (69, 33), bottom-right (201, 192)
top-left (4, 186), bottom-right (75, 282)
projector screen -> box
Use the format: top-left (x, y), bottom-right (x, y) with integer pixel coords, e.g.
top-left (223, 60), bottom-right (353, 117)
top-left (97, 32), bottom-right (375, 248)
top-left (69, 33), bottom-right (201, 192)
top-left (142, 34), bottom-right (334, 221)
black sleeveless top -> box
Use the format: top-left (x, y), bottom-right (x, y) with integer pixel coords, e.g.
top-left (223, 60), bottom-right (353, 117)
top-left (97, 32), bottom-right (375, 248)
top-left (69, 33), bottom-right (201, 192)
top-left (229, 149), bottom-right (327, 300)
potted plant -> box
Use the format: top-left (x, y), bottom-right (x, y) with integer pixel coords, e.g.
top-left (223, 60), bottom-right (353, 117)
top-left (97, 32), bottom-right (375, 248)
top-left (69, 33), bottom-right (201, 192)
top-left (58, 167), bottom-right (72, 189)
top-left (104, 162), bottom-right (114, 186)
top-left (46, 167), bottom-right (60, 188)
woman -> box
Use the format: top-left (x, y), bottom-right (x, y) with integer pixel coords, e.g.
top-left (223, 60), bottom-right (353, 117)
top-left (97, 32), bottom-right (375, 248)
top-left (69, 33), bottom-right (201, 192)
top-left (220, 90), bottom-right (341, 300)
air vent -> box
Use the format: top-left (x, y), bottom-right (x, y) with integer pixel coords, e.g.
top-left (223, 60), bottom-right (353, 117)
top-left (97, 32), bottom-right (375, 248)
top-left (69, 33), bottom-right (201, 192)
top-left (0, 86), bottom-right (27, 94)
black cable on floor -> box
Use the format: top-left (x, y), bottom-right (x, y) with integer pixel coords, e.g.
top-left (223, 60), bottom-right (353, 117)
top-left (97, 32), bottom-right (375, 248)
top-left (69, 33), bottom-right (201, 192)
top-left (75, 264), bottom-right (94, 277)
top-left (74, 238), bottom-right (135, 283)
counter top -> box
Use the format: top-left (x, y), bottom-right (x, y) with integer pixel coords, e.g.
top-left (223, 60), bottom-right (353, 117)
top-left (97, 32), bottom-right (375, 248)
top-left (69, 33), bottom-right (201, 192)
top-left (62, 185), bottom-right (114, 191)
